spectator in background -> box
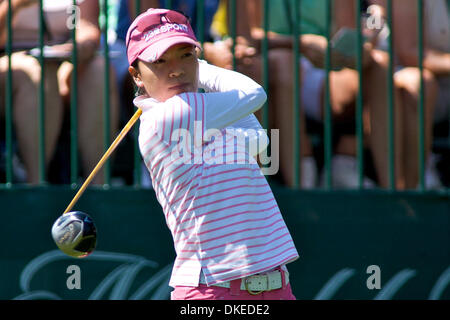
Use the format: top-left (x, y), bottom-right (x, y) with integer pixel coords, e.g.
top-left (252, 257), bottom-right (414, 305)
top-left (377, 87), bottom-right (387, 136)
top-left (0, 0), bottom-right (62, 183)
top-left (233, 0), bottom-right (439, 190)
top-left (0, 0), bottom-right (119, 185)
top-left (369, 0), bottom-right (449, 189)
top-left (206, 0), bottom-right (318, 188)
top-left (226, 0), bottom-right (377, 188)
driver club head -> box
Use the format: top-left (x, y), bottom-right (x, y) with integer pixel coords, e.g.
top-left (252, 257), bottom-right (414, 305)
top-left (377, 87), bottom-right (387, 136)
top-left (51, 211), bottom-right (97, 258)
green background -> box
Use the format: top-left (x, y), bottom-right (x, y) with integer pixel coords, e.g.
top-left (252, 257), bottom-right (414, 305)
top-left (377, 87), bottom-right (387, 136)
top-left (1, 184), bottom-right (449, 300)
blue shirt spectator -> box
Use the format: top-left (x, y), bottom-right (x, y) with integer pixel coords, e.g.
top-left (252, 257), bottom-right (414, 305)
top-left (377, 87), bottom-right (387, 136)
top-left (116, 0), bottom-right (132, 42)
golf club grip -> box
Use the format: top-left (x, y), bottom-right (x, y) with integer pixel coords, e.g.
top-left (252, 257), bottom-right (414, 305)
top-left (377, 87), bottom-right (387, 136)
top-left (63, 108), bottom-right (143, 214)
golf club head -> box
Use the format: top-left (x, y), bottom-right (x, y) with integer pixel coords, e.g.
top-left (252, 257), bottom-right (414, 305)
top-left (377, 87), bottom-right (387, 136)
top-left (51, 211), bottom-right (97, 258)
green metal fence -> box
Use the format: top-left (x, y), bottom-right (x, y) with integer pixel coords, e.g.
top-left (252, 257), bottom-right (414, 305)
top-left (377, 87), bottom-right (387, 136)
top-left (1, 0), bottom-right (449, 192)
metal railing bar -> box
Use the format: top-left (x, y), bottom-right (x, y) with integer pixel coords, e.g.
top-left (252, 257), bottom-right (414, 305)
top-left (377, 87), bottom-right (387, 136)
top-left (417, 0), bottom-right (425, 191)
top-left (261, 0), bottom-right (270, 131)
top-left (229, 0), bottom-right (236, 71)
top-left (38, 0), bottom-right (46, 184)
top-left (134, 0), bottom-right (142, 187)
top-left (70, 0), bottom-right (79, 188)
top-left (323, 0), bottom-right (333, 190)
top-left (5, 0), bottom-right (13, 186)
top-left (356, 0), bottom-right (364, 189)
top-left (292, 0), bottom-right (301, 189)
top-left (103, 0), bottom-right (111, 187)
top-left (386, 0), bottom-right (395, 191)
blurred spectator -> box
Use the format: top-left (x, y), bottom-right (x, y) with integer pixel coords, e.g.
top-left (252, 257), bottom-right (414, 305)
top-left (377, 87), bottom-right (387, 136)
top-left (0, 0), bottom-right (60, 183)
top-left (0, 0), bottom-right (119, 185)
top-left (233, 0), bottom-right (440, 190)
top-left (369, 0), bottom-right (447, 189)
top-left (228, 0), bottom-right (378, 188)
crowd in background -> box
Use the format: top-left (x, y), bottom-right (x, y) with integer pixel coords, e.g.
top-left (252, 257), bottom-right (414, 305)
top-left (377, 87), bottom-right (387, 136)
top-left (0, 0), bottom-right (449, 190)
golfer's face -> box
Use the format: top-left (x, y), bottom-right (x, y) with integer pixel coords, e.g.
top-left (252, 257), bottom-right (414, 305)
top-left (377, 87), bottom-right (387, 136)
top-left (135, 44), bottom-right (199, 102)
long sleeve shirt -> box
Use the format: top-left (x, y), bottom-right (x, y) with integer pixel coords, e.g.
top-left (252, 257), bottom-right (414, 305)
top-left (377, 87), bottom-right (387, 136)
top-left (134, 59), bottom-right (299, 287)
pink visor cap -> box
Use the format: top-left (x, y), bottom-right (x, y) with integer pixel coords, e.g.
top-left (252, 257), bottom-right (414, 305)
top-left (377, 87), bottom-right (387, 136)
top-left (126, 8), bottom-right (201, 66)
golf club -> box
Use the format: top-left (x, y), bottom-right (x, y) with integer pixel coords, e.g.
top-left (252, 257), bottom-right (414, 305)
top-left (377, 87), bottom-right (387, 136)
top-left (52, 108), bottom-right (142, 258)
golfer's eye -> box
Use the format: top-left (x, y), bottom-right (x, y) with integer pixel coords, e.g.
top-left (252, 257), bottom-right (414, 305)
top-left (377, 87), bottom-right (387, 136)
top-left (153, 58), bottom-right (165, 65)
top-left (182, 52), bottom-right (193, 58)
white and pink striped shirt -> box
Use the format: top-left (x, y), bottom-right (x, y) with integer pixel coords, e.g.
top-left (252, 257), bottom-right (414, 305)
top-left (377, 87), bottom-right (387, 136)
top-left (134, 60), bottom-right (299, 287)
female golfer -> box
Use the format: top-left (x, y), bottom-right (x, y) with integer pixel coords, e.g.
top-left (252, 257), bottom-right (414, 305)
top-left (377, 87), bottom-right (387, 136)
top-left (126, 8), bottom-right (299, 300)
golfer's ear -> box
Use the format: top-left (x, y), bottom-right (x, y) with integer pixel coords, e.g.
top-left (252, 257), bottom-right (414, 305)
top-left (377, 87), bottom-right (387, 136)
top-left (129, 66), bottom-right (144, 88)
top-left (195, 46), bottom-right (202, 57)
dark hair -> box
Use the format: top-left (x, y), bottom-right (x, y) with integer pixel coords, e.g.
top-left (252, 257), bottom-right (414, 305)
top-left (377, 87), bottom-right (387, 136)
top-left (130, 61), bottom-right (145, 97)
